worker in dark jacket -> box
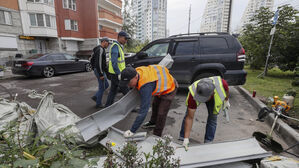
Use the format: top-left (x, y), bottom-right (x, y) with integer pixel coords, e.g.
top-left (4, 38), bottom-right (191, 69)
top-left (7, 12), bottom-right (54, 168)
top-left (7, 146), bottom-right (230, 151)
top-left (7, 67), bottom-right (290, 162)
top-left (91, 37), bottom-right (110, 108)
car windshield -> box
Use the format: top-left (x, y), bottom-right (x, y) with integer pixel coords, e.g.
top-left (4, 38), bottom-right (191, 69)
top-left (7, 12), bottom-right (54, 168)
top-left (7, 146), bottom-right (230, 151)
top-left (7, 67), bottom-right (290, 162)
top-left (27, 54), bottom-right (46, 59)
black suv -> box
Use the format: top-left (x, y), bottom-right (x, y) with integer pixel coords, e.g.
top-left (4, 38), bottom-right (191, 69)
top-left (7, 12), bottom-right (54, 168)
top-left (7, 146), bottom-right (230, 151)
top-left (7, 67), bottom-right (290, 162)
top-left (125, 32), bottom-right (246, 87)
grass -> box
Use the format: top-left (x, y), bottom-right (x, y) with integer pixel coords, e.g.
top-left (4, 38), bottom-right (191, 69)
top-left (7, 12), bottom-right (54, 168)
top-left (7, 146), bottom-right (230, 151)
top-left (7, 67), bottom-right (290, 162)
top-left (243, 66), bottom-right (299, 127)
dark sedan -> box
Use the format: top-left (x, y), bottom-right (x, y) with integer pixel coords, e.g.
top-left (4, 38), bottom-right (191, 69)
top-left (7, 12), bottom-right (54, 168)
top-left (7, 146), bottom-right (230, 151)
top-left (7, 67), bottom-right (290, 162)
top-left (12, 53), bottom-right (92, 78)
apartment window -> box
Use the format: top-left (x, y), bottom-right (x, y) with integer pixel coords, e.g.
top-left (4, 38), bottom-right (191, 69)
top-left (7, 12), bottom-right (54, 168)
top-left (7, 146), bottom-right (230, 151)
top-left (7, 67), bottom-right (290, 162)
top-left (65, 19), bottom-right (78, 31)
top-left (63, 0), bottom-right (76, 11)
top-left (0, 11), bottom-right (12, 25)
top-left (27, 0), bottom-right (54, 6)
top-left (29, 13), bottom-right (55, 28)
top-left (99, 25), bottom-right (102, 30)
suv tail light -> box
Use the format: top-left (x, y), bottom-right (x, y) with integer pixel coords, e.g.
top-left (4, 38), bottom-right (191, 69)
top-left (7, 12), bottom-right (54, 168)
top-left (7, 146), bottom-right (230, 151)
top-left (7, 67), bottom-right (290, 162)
top-left (237, 48), bottom-right (246, 62)
top-left (22, 62), bottom-right (34, 69)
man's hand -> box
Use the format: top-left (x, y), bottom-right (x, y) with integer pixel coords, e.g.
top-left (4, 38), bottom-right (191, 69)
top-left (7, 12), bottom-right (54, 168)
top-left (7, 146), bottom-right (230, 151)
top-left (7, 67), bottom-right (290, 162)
top-left (183, 138), bottom-right (189, 151)
top-left (118, 74), bottom-right (121, 80)
top-left (223, 100), bottom-right (230, 110)
top-left (123, 130), bottom-right (134, 138)
top-left (100, 76), bottom-right (104, 80)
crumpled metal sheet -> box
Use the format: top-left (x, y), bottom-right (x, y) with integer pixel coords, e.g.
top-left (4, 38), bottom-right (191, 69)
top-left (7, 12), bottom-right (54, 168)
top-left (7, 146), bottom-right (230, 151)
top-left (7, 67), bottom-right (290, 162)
top-left (100, 127), bottom-right (271, 168)
top-left (76, 54), bottom-right (174, 142)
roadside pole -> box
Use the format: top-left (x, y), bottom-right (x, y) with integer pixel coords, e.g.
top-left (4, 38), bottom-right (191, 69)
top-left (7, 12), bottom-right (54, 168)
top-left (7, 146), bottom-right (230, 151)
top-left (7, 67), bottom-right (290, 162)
top-left (257, 9), bottom-right (279, 78)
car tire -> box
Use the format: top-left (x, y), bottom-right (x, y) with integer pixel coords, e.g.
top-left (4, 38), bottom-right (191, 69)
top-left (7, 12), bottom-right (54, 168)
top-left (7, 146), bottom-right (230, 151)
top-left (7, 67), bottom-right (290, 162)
top-left (85, 63), bottom-right (92, 72)
top-left (43, 66), bottom-right (55, 78)
top-left (193, 72), bottom-right (216, 82)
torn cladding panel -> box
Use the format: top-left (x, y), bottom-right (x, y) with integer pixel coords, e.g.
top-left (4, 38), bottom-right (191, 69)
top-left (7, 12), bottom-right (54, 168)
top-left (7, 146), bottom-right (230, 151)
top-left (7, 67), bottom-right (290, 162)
top-left (76, 54), bottom-right (174, 142)
top-left (100, 128), bottom-right (271, 168)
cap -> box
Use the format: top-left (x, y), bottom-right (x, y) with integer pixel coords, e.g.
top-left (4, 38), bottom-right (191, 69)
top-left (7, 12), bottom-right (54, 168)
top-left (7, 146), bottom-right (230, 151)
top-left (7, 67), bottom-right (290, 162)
top-left (101, 37), bottom-right (110, 43)
top-left (193, 78), bottom-right (215, 103)
top-left (119, 67), bottom-right (137, 87)
top-left (118, 31), bottom-right (131, 40)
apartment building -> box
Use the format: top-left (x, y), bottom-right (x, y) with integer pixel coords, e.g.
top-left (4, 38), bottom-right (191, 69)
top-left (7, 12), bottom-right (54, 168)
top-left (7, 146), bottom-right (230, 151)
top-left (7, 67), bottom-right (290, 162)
top-left (0, 0), bottom-right (123, 59)
top-left (132, 0), bottom-right (167, 42)
top-left (0, 0), bottom-right (23, 59)
top-left (200, 0), bottom-right (231, 32)
top-left (240, 0), bottom-right (274, 31)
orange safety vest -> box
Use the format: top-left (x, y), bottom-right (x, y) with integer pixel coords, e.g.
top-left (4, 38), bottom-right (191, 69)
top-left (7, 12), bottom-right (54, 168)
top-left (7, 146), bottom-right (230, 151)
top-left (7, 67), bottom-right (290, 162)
top-left (136, 65), bottom-right (175, 96)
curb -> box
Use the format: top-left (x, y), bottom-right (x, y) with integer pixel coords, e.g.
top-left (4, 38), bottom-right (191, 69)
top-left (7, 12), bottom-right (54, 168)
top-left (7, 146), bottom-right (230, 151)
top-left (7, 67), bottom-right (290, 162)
top-left (236, 86), bottom-right (299, 155)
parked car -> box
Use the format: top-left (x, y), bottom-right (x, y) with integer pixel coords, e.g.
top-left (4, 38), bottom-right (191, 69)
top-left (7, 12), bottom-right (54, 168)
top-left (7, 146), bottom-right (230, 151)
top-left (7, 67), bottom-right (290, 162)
top-left (12, 53), bottom-right (92, 78)
top-left (125, 32), bottom-right (247, 87)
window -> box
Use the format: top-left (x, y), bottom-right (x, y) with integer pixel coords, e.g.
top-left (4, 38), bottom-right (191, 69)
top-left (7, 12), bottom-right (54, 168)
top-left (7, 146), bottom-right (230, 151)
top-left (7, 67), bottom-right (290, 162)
top-left (64, 54), bottom-right (76, 60)
top-left (27, 0), bottom-right (53, 6)
top-left (63, 0), bottom-right (76, 10)
top-left (144, 43), bottom-right (169, 57)
top-left (200, 38), bottom-right (229, 54)
top-left (174, 41), bottom-right (199, 56)
top-left (0, 11), bottom-right (12, 25)
top-left (29, 13), bottom-right (55, 28)
top-left (51, 54), bottom-right (65, 60)
top-left (65, 19), bottom-right (78, 31)
top-left (99, 25), bottom-right (102, 30)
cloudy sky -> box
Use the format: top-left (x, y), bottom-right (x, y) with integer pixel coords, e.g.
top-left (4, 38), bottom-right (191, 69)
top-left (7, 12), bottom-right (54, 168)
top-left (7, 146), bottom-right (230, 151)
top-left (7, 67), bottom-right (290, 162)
top-left (167, 0), bottom-right (299, 35)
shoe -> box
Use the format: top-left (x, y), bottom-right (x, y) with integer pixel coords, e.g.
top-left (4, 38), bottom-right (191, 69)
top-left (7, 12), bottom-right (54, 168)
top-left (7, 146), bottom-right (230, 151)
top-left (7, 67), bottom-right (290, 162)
top-left (178, 136), bottom-right (184, 141)
top-left (91, 96), bottom-right (97, 102)
top-left (142, 121), bottom-right (156, 129)
top-left (96, 104), bottom-right (105, 108)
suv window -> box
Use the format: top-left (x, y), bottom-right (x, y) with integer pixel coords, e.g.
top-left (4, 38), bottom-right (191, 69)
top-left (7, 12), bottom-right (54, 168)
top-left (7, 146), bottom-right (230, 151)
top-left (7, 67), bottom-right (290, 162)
top-left (174, 41), bottom-right (199, 55)
top-left (144, 43), bottom-right (169, 57)
top-left (200, 38), bottom-right (229, 54)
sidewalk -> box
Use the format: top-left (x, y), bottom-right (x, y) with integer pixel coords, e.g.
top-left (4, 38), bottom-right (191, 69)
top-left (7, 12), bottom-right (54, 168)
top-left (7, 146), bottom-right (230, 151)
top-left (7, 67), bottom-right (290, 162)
top-left (0, 67), bottom-right (21, 80)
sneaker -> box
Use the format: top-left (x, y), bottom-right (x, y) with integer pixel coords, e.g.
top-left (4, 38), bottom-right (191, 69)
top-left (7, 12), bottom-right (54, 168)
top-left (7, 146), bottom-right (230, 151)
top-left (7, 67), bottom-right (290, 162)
top-left (178, 136), bottom-right (184, 141)
top-left (96, 104), bottom-right (105, 109)
top-left (142, 121), bottom-right (156, 129)
top-left (91, 96), bottom-right (97, 102)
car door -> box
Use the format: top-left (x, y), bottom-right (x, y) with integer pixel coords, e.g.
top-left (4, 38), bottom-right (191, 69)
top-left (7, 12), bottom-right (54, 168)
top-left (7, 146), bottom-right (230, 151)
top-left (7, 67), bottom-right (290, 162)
top-left (64, 54), bottom-right (82, 71)
top-left (130, 41), bottom-right (170, 68)
top-left (169, 39), bottom-right (200, 84)
top-left (49, 54), bottom-right (69, 73)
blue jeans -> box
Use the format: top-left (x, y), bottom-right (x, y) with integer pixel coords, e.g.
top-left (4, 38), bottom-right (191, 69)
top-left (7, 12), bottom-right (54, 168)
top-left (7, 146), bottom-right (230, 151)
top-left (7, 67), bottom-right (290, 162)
top-left (105, 74), bottom-right (129, 107)
top-left (179, 98), bottom-right (218, 143)
top-left (94, 69), bottom-right (109, 106)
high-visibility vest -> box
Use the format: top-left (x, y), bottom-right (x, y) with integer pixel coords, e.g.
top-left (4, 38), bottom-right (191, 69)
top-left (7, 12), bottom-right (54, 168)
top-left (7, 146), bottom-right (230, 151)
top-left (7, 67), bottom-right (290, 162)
top-left (108, 42), bottom-right (126, 74)
top-left (136, 65), bottom-right (176, 96)
top-left (186, 76), bottom-right (226, 114)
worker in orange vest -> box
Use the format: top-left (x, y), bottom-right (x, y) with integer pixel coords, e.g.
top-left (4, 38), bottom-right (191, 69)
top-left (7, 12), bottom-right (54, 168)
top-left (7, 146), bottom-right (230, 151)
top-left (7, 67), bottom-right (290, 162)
top-left (119, 65), bottom-right (178, 137)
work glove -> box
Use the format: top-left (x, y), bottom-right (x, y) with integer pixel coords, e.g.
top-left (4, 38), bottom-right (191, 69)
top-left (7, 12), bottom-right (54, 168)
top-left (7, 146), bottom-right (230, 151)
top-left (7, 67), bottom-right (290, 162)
top-left (183, 138), bottom-right (189, 151)
top-left (118, 74), bottom-right (121, 80)
top-left (223, 100), bottom-right (230, 109)
top-left (123, 130), bottom-right (134, 138)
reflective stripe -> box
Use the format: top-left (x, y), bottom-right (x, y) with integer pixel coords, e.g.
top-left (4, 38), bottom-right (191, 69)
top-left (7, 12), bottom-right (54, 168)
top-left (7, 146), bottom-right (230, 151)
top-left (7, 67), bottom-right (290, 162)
top-left (213, 76), bottom-right (225, 101)
top-left (161, 67), bottom-right (168, 92)
top-left (153, 66), bottom-right (162, 95)
top-left (117, 60), bottom-right (125, 63)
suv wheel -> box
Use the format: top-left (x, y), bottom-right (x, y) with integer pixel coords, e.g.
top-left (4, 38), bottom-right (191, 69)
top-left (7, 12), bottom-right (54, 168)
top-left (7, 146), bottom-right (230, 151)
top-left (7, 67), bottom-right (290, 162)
top-left (193, 72), bottom-right (216, 82)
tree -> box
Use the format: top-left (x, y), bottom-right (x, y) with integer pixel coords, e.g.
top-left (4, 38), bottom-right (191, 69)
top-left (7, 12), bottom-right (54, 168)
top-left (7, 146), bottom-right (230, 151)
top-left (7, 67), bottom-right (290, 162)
top-left (239, 5), bottom-right (298, 71)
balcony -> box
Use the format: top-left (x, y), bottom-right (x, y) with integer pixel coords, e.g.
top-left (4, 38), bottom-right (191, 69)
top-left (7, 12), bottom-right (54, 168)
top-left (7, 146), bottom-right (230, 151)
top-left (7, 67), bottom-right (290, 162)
top-left (99, 8), bottom-right (122, 27)
top-left (100, 26), bottom-right (118, 39)
top-left (98, 0), bottom-right (122, 11)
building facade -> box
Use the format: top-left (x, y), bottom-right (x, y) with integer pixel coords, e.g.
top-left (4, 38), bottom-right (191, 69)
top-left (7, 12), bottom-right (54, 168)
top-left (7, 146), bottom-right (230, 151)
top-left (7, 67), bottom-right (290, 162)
top-left (132, 0), bottom-right (167, 42)
top-left (200, 0), bottom-right (231, 32)
top-left (239, 0), bottom-right (274, 31)
top-left (0, 0), bottom-right (23, 60)
top-left (0, 0), bottom-right (122, 60)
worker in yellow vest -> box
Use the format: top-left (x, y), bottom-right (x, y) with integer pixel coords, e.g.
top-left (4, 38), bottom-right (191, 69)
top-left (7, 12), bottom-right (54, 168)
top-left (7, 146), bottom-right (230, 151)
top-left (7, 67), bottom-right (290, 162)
top-left (180, 76), bottom-right (229, 150)
top-left (105, 31), bottom-right (131, 107)
top-left (119, 65), bottom-right (178, 137)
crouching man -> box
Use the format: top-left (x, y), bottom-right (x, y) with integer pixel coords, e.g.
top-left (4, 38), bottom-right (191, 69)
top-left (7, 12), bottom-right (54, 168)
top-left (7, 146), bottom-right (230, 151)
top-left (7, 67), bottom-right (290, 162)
top-left (119, 65), bottom-right (178, 137)
top-left (180, 76), bottom-right (229, 149)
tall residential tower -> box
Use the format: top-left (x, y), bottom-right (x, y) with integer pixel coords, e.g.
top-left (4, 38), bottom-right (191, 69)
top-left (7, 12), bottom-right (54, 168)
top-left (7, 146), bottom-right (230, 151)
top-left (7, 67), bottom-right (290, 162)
top-left (132, 0), bottom-right (167, 42)
top-left (200, 0), bottom-right (232, 32)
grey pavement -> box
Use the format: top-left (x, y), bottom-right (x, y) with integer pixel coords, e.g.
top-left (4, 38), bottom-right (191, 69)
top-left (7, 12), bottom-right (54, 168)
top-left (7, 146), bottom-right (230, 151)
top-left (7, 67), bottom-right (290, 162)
top-left (1, 70), bottom-right (298, 157)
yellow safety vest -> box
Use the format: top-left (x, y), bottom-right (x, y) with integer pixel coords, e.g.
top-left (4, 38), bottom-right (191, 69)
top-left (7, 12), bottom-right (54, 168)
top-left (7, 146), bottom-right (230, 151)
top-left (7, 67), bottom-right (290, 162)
top-left (186, 76), bottom-right (227, 114)
top-left (108, 42), bottom-right (126, 74)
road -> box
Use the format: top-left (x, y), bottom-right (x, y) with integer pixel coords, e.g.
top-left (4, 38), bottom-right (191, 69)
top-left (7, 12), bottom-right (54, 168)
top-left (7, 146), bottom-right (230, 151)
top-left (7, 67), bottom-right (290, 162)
top-left (0, 71), bottom-right (290, 151)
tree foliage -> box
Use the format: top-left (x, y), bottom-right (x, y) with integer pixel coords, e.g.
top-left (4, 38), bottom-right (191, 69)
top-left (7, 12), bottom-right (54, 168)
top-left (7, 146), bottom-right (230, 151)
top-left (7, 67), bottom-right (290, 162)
top-left (239, 5), bottom-right (298, 71)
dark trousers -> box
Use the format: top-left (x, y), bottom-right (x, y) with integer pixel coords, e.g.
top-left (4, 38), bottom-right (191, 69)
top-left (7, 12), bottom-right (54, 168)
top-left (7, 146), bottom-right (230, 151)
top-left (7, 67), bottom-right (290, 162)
top-left (150, 87), bottom-right (177, 137)
top-left (105, 74), bottom-right (129, 107)
top-left (179, 98), bottom-right (218, 143)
